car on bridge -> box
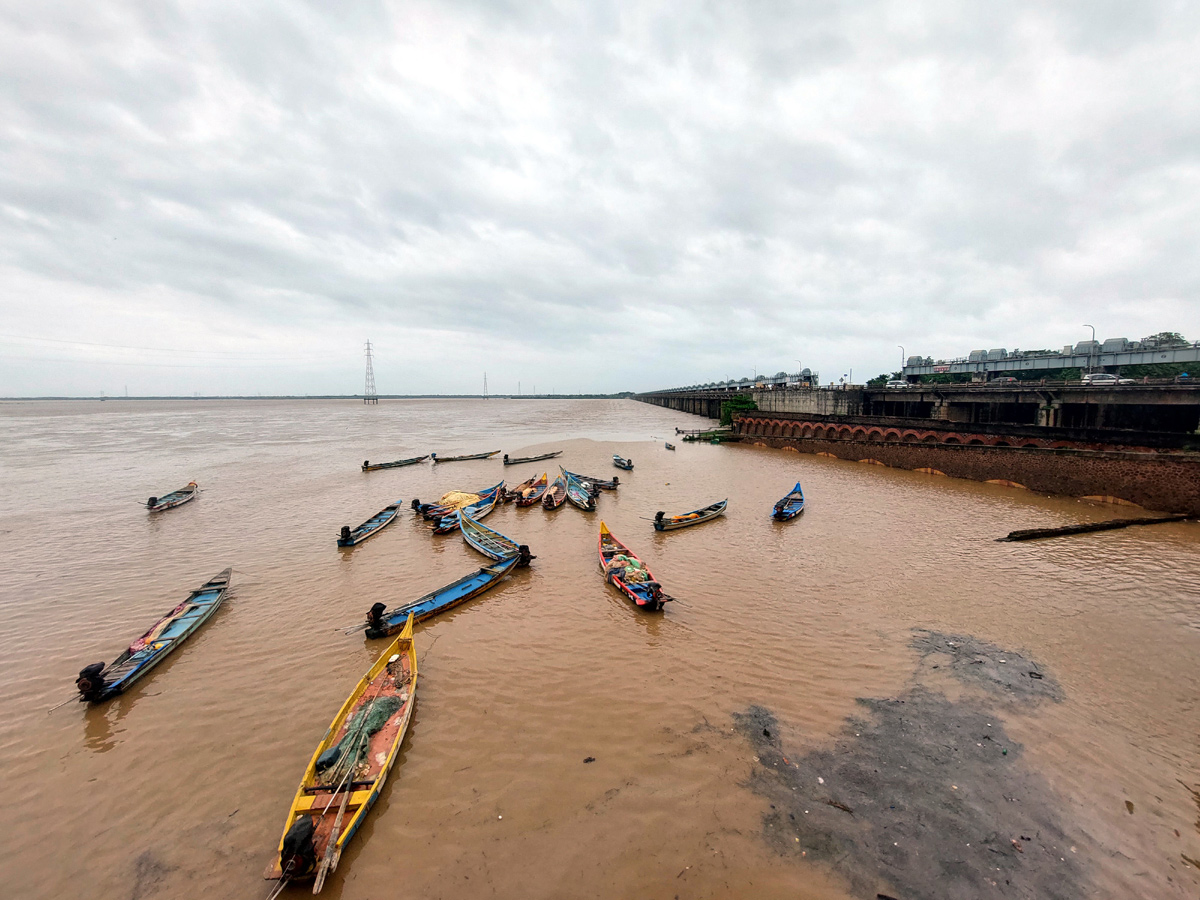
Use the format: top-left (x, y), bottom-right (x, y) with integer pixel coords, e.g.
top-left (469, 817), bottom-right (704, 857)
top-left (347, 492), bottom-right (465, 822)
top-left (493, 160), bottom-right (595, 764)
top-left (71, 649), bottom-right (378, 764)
top-left (1082, 373), bottom-right (1136, 385)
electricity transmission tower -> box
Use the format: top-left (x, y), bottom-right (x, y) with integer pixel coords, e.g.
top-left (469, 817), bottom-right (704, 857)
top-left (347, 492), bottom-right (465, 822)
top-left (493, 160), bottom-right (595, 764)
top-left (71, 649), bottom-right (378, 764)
top-left (483, 372), bottom-right (488, 399)
top-left (364, 340), bottom-right (378, 404)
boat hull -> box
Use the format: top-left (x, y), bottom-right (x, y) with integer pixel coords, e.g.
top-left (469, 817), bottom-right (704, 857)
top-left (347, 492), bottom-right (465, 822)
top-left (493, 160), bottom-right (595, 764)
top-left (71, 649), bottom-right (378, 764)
top-left (147, 482), bottom-right (198, 511)
top-left (503, 451), bottom-right (562, 465)
top-left (653, 500), bottom-right (727, 531)
top-left (338, 502), bottom-right (403, 546)
top-left (431, 450), bottom-right (501, 463)
top-left (362, 455), bottom-right (428, 471)
top-left (77, 568), bottom-right (232, 703)
top-left (365, 558), bottom-right (519, 637)
top-left (266, 617), bottom-right (417, 890)
top-left (598, 523), bottom-right (669, 610)
top-left (772, 483), bottom-right (806, 520)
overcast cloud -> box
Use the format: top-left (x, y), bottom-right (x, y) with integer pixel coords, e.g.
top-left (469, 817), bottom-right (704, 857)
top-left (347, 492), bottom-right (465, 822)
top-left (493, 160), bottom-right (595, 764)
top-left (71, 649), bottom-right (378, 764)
top-left (2, 0), bottom-right (1198, 396)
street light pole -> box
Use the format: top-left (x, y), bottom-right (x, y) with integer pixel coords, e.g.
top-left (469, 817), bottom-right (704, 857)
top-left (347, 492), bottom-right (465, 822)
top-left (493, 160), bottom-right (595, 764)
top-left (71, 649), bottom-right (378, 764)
top-left (1084, 324), bottom-right (1096, 374)
top-left (898, 345), bottom-right (905, 373)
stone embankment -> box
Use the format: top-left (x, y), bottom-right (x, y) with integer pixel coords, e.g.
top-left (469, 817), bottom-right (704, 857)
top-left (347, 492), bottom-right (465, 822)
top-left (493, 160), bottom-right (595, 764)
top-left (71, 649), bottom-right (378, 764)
top-left (736, 413), bottom-right (1200, 515)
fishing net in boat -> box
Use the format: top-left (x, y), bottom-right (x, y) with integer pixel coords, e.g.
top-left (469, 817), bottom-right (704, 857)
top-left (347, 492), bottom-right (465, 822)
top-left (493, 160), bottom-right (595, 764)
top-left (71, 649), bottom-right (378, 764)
top-left (315, 694), bottom-right (406, 783)
top-left (437, 491), bottom-right (481, 509)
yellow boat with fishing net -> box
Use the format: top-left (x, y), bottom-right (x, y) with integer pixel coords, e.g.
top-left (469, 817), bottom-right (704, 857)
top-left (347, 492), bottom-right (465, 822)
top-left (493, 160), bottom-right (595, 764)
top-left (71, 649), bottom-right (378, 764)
top-left (264, 615), bottom-right (417, 894)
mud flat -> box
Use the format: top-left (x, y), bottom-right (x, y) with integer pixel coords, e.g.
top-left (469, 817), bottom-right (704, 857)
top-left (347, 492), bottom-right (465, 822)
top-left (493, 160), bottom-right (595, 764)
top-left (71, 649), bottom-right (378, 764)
top-left (734, 631), bottom-right (1083, 900)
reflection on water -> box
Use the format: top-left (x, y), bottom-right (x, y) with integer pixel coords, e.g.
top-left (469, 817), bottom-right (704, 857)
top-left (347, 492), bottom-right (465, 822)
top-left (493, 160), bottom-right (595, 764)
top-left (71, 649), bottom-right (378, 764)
top-left (0, 399), bottom-right (1197, 899)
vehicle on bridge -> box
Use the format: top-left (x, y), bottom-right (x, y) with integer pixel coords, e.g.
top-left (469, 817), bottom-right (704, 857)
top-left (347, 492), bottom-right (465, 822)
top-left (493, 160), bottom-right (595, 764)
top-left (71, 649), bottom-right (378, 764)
top-left (1082, 373), bottom-right (1135, 386)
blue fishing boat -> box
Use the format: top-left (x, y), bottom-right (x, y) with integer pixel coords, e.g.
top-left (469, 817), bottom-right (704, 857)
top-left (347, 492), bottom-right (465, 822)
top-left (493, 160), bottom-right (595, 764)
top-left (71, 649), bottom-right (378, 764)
top-left (147, 481), bottom-right (199, 511)
top-left (562, 466), bottom-right (619, 490)
top-left (431, 482), bottom-right (503, 534)
top-left (564, 471), bottom-right (597, 511)
top-left (772, 482), bottom-right (805, 520)
top-left (612, 455), bottom-right (633, 470)
top-left (359, 557), bottom-right (519, 637)
top-left (338, 501), bottom-right (403, 547)
top-left (664, 442), bottom-right (676, 451)
top-left (74, 568), bottom-right (232, 703)
top-left (460, 508), bottom-right (534, 566)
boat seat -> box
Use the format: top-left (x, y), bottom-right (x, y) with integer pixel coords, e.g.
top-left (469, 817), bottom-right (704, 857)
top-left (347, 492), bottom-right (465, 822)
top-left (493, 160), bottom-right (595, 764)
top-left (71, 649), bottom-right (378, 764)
top-left (293, 788), bottom-right (373, 813)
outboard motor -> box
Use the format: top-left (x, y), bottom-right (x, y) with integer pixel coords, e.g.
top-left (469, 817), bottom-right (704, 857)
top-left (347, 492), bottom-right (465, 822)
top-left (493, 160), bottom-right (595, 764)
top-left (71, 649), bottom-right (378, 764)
top-left (612, 476), bottom-right (620, 486)
top-left (366, 602), bottom-right (387, 632)
top-left (339, 525), bottom-right (352, 544)
top-left (146, 497), bottom-right (158, 509)
top-left (411, 498), bottom-right (422, 511)
top-left (517, 545), bottom-right (535, 567)
top-left (503, 454), bottom-right (510, 463)
top-left (279, 816), bottom-right (318, 878)
top-left (654, 511), bottom-right (665, 526)
top-left (363, 460), bottom-right (370, 468)
top-left (76, 663), bottom-right (107, 701)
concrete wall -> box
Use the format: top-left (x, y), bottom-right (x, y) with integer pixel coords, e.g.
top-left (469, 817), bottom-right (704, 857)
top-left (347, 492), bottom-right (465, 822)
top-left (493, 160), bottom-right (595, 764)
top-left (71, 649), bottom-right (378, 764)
top-left (735, 415), bottom-right (1200, 515)
top-left (750, 387), bottom-right (863, 417)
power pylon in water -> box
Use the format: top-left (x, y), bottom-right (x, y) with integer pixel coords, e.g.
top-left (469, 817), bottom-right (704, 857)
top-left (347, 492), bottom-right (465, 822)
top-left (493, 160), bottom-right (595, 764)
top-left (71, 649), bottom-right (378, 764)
top-left (364, 340), bottom-right (378, 404)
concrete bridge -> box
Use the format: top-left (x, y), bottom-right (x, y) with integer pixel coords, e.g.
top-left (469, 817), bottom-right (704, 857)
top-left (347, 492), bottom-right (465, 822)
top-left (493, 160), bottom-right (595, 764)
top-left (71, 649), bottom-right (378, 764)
top-left (637, 382), bottom-right (1200, 445)
top-left (635, 383), bottom-right (1200, 512)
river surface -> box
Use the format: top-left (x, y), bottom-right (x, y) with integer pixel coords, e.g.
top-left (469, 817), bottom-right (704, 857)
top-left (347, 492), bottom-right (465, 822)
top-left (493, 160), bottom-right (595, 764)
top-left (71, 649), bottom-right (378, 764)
top-left (0, 399), bottom-right (1196, 900)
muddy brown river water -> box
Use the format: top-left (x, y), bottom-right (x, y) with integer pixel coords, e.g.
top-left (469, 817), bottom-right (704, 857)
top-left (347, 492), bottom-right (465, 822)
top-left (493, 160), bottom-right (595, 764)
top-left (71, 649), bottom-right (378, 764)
top-left (0, 398), bottom-right (1197, 900)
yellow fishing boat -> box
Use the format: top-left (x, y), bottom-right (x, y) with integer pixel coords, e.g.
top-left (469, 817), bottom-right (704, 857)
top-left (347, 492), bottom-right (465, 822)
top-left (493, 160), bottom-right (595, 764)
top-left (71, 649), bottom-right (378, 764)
top-left (265, 615), bottom-right (417, 894)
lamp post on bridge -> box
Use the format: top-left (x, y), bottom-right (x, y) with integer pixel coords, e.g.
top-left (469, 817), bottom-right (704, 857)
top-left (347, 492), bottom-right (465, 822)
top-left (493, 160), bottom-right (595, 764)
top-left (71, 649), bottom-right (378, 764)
top-left (1084, 324), bottom-right (1096, 374)
top-left (898, 345), bottom-right (905, 379)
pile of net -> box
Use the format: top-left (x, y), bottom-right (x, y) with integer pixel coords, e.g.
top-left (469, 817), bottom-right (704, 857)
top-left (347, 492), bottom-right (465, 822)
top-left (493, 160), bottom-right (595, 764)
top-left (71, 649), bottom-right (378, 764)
top-left (315, 694), bottom-right (405, 783)
top-left (605, 554), bottom-right (649, 583)
top-left (437, 491), bottom-right (482, 510)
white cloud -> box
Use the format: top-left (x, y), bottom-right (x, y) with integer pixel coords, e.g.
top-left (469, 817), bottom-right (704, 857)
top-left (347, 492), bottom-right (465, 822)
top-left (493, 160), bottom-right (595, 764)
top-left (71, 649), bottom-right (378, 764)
top-left (1, 0), bottom-right (1197, 395)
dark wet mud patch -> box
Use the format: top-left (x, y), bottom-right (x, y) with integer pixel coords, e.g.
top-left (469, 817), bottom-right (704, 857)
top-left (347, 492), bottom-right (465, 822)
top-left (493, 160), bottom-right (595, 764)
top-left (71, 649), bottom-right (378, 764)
top-left (733, 691), bottom-right (1085, 900)
top-left (911, 630), bottom-right (1063, 704)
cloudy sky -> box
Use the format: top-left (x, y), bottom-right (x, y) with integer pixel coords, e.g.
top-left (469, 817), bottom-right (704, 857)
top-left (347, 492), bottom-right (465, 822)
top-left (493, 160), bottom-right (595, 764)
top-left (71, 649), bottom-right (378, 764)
top-left (2, 1), bottom-right (1198, 396)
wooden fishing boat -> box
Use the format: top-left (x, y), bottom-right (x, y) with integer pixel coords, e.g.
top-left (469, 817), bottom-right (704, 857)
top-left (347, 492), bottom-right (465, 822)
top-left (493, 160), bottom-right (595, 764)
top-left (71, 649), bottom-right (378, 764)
top-left (612, 455), bottom-right (634, 470)
top-left (74, 569), bottom-right (232, 703)
top-left (361, 557), bottom-right (519, 637)
top-left (361, 455), bottom-right (428, 471)
top-left (146, 481), bottom-right (198, 511)
top-left (564, 471), bottom-right (597, 511)
top-left (772, 482), bottom-right (805, 520)
top-left (503, 450), bottom-right (562, 465)
top-left (503, 473), bottom-right (539, 503)
top-left (542, 473), bottom-right (568, 510)
top-left (562, 467), bottom-right (619, 490)
top-left (266, 615), bottom-right (417, 893)
top-left (653, 499), bottom-right (727, 531)
top-left (513, 472), bottom-right (549, 506)
top-left (338, 501), bottom-right (403, 547)
top-left (431, 483), bottom-right (503, 534)
top-left (430, 450), bottom-right (501, 463)
top-left (460, 508), bottom-right (534, 566)
top-left (598, 522), bottom-right (672, 611)
top-left (664, 442), bottom-right (676, 451)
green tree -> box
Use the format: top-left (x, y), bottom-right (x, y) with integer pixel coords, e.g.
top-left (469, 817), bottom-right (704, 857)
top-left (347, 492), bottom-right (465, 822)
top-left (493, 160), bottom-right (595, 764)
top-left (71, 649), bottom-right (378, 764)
top-left (1142, 332), bottom-right (1189, 348)
top-left (720, 395), bottom-right (757, 425)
